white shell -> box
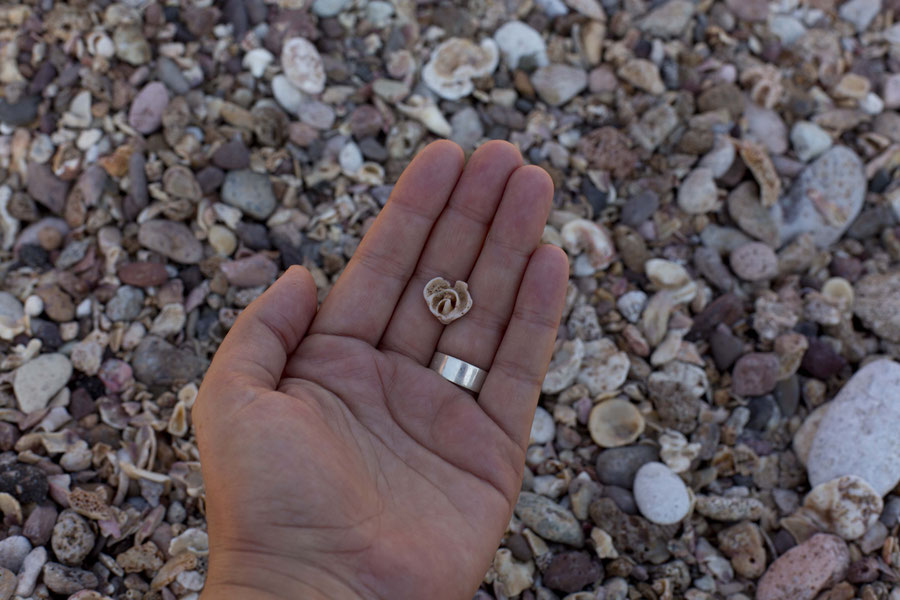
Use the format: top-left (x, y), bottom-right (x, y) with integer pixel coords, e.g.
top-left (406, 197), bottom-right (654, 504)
top-left (423, 277), bottom-right (473, 325)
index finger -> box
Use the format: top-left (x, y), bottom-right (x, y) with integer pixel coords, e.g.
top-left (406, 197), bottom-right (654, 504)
top-left (308, 140), bottom-right (464, 345)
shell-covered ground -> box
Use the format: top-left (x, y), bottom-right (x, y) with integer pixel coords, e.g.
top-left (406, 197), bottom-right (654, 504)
top-left (1, 0), bottom-right (900, 598)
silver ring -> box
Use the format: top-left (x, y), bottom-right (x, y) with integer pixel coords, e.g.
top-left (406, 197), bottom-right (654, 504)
top-left (429, 352), bottom-right (487, 393)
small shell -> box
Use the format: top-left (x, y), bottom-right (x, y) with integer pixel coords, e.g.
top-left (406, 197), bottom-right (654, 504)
top-left (588, 398), bottom-right (644, 447)
top-left (424, 277), bottom-right (473, 324)
top-left (801, 475), bottom-right (882, 540)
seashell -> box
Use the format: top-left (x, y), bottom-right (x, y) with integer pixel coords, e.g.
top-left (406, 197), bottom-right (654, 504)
top-left (422, 38), bottom-right (499, 100)
top-left (423, 277), bottom-right (473, 325)
top-left (588, 398), bottom-right (644, 447)
top-left (560, 218), bottom-right (616, 275)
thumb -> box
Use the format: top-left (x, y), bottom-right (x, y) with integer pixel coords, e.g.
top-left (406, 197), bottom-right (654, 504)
top-left (205, 265), bottom-right (319, 391)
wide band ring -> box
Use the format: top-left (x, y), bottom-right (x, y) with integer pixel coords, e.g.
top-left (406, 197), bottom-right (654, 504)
top-left (429, 352), bottom-right (488, 393)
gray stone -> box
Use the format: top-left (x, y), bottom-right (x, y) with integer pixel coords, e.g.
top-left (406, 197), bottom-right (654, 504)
top-left (0, 536), bottom-right (31, 573)
top-left (638, 0), bottom-right (694, 37)
top-left (106, 286), bottom-right (145, 322)
top-left (132, 336), bottom-right (203, 387)
top-left (156, 57), bottom-right (191, 95)
top-left (531, 65), bottom-right (587, 106)
top-left (51, 511), bottom-right (95, 566)
top-left (450, 107), bottom-right (484, 150)
top-left (0, 95), bottom-right (39, 126)
top-left (26, 162), bottom-right (69, 214)
top-left (138, 220), bottom-right (203, 264)
top-left (514, 492), bottom-right (584, 547)
top-left (128, 82), bottom-right (169, 134)
top-left (13, 354), bottom-right (72, 414)
top-left (853, 272), bottom-right (900, 343)
top-left (221, 170), bottom-right (277, 220)
top-left (42, 562), bottom-right (98, 594)
top-left (838, 0), bottom-right (881, 32)
top-left (808, 360), bottom-right (900, 495)
top-left (776, 146), bottom-right (865, 248)
top-left (595, 444), bottom-right (659, 488)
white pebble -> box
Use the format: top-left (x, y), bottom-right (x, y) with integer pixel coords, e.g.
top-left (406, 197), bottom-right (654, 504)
top-left (24, 295), bottom-right (43, 317)
top-left (243, 48), bottom-right (274, 78)
top-left (493, 21), bottom-right (549, 70)
top-left (281, 37), bottom-right (325, 94)
top-left (529, 406), bottom-right (555, 445)
top-left (338, 142), bottom-right (364, 174)
top-left (75, 298), bottom-right (92, 318)
top-left (790, 121), bottom-right (832, 162)
top-left (272, 74), bottom-right (305, 115)
top-left (633, 462), bottom-right (692, 525)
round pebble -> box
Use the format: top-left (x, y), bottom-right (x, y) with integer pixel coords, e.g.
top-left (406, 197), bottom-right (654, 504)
top-left (729, 242), bottom-right (778, 281)
top-left (633, 462), bottom-right (692, 525)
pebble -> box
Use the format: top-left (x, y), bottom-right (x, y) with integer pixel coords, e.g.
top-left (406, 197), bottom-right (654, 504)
top-left (717, 522), bottom-right (766, 578)
top-left (790, 121), bottom-right (832, 162)
top-left (137, 222), bottom-right (201, 266)
top-left (595, 444), bottom-right (659, 488)
top-left (26, 163), bottom-right (69, 214)
top-left (884, 74), bottom-right (900, 109)
top-left (132, 336), bottom-right (203, 386)
top-left (0, 292), bottom-right (24, 339)
top-left (0, 567), bottom-right (13, 600)
top-left (725, 0), bottom-right (768, 21)
top-left (493, 21), bottom-right (548, 70)
top-left (776, 146), bottom-right (866, 248)
top-left (589, 497), bottom-right (675, 564)
top-left (514, 492), bottom-right (584, 547)
top-left (118, 262), bottom-right (169, 287)
top-left (106, 285), bottom-right (145, 321)
top-left (542, 551), bottom-right (603, 593)
top-left (648, 361), bottom-right (708, 433)
top-left (803, 475), bottom-right (882, 540)
top-left (51, 510), bottom-right (95, 566)
top-left (212, 138), bottom-right (250, 170)
top-left (208, 225), bottom-right (238, 256)
top-left (272, 75), bottom-right (305, 115)
top-left (42, 562), bottom-right (98, 594)
top-left (800, 337), bottom-right (846, 380)
top-left (677, 168), bottom-right (718, 214)
top-left (0, 536), bottom-right (31, 573)
top-left (838, 0), bottom-right (881, 32)
top-left (632, 462), bottom-right (691, 525)
top-left (694, 495), bottom-right (765, 521)
top-left (242, 47), bottom-right (274, 78)
top-left (299, 101), bottom-right (336, 130)
top-left (756, 534), bottom-right (849, 600)
top-left (727, 182), bottom-right (779, 247)
top-left (531, 64), bottom-right (587, 106)
top-left (281, 37), bottom-right (326, 94)
top-left (114, 25), bottom-right (151, 65)
top-left (157, 57), bottom-right (191, 95)
top-left (0, 95), bottom-right (40, 126)
top-left (638, 0), bottom-right (694, 37)
top-left (489, 549), bottom-right (533, 596)
top-left (529, 406), bottom-right (555, 445)
top-left (128, 82), bottom-right (169, 134)
top-left (853, 272), bottom-right (900, 342)
top-left (618, 59), bottom-right (664, 95)
top-left (220, 254), bottom-right (278, 287)
top-left (731, 352), bottom-right (779, 396)
top-left (744, 103), bottom-right (788, 154)
top-left (588, 399), bottom-right (645, 448)
top-left (807, 359), bottom-right (900, 495)
top-left (221, 170), bottom-right (277, 220)
top-left (14, 547), bottom-right (45, 597)
top-left (450, 107), bottom-right (483, 150)
top-left (729, 242), bottom-right (778, 281)
top-left (13, 354), bottom-right (72, 414)
top-left (23, 505), bottom-right (57, 546)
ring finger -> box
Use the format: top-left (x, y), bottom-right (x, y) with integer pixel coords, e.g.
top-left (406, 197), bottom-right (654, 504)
top-left (436, 165), bottom-right (554, 371)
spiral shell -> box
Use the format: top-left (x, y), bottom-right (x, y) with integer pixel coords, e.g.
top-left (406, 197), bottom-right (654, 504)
top-left (423, 277), bottom-right (473, 324)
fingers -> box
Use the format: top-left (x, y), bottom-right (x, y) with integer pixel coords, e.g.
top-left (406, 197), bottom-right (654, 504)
top-left (308, 140), bottom-right (465, 345)
top-left (436, 166), bottom-right (553, 370)
top-left (379, 141), bottom-right (523, 363)
top-left (477, 245), bottom-right (569, 449)
top-left (203, 265), bottom-right (319, 392)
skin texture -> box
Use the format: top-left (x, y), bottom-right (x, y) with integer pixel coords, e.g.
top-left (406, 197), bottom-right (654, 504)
top-left (195, 140), bottom-right (569, 600)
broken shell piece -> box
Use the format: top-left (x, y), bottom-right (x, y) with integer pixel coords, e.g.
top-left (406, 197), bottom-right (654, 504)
top-left (424, 277), bottom-right (473, 325)
top-left (801, 475), bottom-right (882, 540)
top-left (588, 398), bottom-right (645, 447)
top-left (542, 337), bottom-right (585, 394)
top-left (422, 38), bottom-right (499, 100)
top-left (560, 218), bottom-right (616, 275)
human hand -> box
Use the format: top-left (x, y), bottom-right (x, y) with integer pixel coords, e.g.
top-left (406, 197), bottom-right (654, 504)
top-left (195, 140), bottom-right (568, 600)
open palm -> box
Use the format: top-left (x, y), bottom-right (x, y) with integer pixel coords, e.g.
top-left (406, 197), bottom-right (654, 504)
top-left (195, 141), bottom-right (568, 600)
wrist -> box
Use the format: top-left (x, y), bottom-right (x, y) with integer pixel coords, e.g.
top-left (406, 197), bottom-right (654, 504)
top-left (203, 548), bottom-right (368, 600)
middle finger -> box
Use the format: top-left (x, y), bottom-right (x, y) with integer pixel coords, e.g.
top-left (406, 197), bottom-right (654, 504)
top-left (378, 140), bottom-right (522, 364)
